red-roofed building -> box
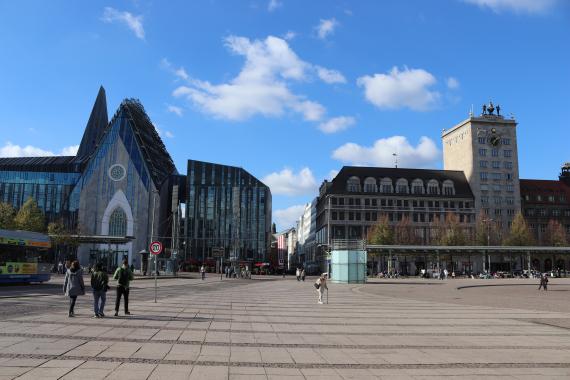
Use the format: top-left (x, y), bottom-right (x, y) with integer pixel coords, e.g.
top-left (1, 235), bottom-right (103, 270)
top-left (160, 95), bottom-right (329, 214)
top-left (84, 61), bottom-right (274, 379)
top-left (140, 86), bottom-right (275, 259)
top-left (520, 164), bottom-right (570, 270)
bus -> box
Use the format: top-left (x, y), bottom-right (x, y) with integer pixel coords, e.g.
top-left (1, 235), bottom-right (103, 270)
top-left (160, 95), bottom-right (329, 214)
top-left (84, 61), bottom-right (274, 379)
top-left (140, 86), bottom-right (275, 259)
top-left (0, 229), bottom-right (52, 284)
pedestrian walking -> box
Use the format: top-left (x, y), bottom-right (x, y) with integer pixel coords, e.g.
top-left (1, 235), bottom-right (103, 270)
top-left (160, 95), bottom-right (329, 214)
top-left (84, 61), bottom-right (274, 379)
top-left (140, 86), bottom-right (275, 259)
top-left (57, 261), bottom-right (63, 274)
top-left (296, 268), bottom-right (300, 281)
top-left (90, 262), bottom-right (109, 318)
top-left (63, 260), bottom-right (85, 317)
top-left (538, 274), bottom-right (549, 291)
top-left (200, 265), bottom-right (206, 280)
top-left (301, 268), bottom-right (306, 282)
top-left (113, 258), bottom-right (133, 316)
top-left (314, 273), bottom-right (328, 304)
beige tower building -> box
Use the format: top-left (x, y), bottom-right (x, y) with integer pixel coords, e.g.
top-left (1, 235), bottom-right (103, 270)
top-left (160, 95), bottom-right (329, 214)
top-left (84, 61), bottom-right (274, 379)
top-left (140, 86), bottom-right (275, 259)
top-left (442, 102), bottom-right (521, 233)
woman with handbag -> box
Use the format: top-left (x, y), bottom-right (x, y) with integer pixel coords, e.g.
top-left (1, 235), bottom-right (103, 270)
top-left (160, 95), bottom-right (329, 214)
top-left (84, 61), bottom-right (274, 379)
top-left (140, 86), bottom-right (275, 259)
top-left (63, 260), bottom-right (85, 317)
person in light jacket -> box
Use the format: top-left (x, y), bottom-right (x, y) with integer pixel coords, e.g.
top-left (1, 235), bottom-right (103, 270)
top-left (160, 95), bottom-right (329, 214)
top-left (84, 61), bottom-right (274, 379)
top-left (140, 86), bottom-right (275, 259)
top-left (315, 273), bottom-right (328, 304)
top-left (63, 260), bottom-right (85, 317)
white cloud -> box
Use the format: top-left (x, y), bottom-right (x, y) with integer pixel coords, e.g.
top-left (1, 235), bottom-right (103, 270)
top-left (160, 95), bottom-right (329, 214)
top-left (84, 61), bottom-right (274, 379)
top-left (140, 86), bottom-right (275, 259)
top-left (60, 145), bottom-right (79, 156)
top-left (283, 31), bottom-right (296, 40)
top-left (167, 104), bottom-right (183, 116)
top-left (446, 77), bottom-right (460, 89)
top-left (332, 136), bottom-right (441, 168)
top-left (160, 58), bottom-right (189, 81)
top-left (172, 35), bottom-right (329, 122)
top-left (316, 18), bottom-right (339, 39)
top-left (262, 167), bottom-right (317, 196)
top-left (463, 0), bottom-right (557, 14)
top-left (274, 204), bottom-right (306, 230)
top-left (328, 169), bottom-right (339, 180)
top-left (165, 131), bottom-right (174, 138)
top-left (316, 66), bottom-right (346, 84)
top-left (268, 0), bottom-right (282, 12)
top-left (101, 7), bottom-right (145, 40)
top-left (357, 66), bottom-right (440, 111)
top-left (0, 142), bottom-right (79, 157)
top-left (318, 116), bottom-right (355, 134)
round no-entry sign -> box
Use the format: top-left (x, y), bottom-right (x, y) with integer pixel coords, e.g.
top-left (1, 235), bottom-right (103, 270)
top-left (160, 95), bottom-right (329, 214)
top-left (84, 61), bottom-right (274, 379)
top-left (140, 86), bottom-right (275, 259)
top-left (150, 241), bottom-right (163, 255)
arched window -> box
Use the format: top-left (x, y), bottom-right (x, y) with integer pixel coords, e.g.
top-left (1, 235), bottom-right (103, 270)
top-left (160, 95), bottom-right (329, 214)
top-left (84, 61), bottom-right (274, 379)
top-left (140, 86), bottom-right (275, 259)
top-left (380, 178), bottom-right (393, 193)
top-left (411, 179), bottom-right (424, 195)
top-left (346, 176), bottom-right (361, 192)
top-left (442, 180), bottom-right (455, 196)
top-left (363, 177), bottom-right (377, 192)
top-left (395, 178), bottom-right (409, 194)
top-left (427, 179), bottom-right (440, 195)
top-left (109, 208), bottom-right (127, 237)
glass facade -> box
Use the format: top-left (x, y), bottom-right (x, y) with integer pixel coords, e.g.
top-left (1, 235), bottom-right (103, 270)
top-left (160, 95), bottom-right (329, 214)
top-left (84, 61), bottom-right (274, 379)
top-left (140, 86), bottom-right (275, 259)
top-left (185, 160), bottom-right (272, 263)
top-left (0, 170), bottom-right (81, 225)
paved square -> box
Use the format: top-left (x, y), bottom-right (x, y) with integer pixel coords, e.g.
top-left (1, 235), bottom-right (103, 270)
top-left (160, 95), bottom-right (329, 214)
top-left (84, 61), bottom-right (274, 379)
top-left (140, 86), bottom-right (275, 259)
top-left (1, 276), bottom-right (570, 379)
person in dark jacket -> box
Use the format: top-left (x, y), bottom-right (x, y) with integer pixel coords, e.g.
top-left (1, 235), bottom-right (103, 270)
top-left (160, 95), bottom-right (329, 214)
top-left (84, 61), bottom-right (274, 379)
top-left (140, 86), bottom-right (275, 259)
top-left (63, 260), bottom-right (85, 317)
top-left (90, 262), bottom-right (109, 318)
top-left (113, 258), bottom-right (134, 316)
top-left (538, 274), bottom-right (549, 291)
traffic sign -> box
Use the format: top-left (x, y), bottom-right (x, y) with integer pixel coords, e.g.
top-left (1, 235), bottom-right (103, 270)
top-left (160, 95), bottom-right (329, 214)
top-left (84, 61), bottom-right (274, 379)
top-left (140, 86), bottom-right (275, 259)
top-left (212, 247), bottom-right (224, 258)
top-left (150, 241), bottom-right (163, 255)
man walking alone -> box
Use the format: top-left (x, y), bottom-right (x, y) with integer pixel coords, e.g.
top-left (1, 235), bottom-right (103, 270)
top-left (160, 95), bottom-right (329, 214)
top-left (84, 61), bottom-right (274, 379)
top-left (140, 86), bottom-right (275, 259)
top-left (113, 258), bottom-right (133, 316)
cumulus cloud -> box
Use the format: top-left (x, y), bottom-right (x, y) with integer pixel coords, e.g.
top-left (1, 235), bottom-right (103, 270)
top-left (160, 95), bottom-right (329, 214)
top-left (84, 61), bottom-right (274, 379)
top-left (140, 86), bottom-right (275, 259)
top-left (262, 167), bottom-right (317, 196)
top-left (316, 66), bottom-right (346, 84)
top-left (160, 58), bottom-right (189, 81)
top-left (357, 66), bottom-right (440, 111)
top-left (446, 77), bottom-right (460, 89)
top-left (101, 7), bottom-right (145, 40)
top-left (172, 35), bottom-right (330, 122)
top-left (274, 204), bottom-right (306, 230)
top-left (0, 142), bottom-right (79, 157)
top-left (318, 116), bottom-right (355, 134)
top-left (167, 104), bottom-right (183, 116)
top-left (268, 0), bottom-right (282, 12)
top-left (332, 136), bottom-right (441, 168)
top-left (316, 18), bottom-right (338, 39)
top-left (283, 31), bottom-right (296, 40)
top-left (328, 169), bottom-right (339, 180)
top-left (462, 0), bottom-right (557, 14)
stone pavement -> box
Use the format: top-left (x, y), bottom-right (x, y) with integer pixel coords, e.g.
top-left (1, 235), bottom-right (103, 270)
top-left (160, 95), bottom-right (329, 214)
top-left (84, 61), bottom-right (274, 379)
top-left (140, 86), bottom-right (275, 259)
top-left (1, 276), bottom-right (570, 379)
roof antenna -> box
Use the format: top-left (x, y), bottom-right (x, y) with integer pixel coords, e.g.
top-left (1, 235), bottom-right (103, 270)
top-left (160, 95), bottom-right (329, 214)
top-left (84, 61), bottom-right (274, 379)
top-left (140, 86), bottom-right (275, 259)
top-left (469, 104), bottom-right (474, 117)
top-left (393, 152), bottom-right (398, 168)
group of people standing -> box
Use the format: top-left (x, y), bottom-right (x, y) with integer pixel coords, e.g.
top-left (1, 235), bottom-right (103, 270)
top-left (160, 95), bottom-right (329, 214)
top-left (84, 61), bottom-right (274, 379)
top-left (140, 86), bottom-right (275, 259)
top-left (63, 258), bottom-right (133, 318)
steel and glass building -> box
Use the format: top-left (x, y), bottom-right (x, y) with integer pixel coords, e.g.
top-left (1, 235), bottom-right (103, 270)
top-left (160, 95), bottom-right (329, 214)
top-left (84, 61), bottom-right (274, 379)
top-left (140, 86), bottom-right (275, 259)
top-left (185, 160), bottom-right (272, 264)
top-left (0, 87), bottom-right (269, 269)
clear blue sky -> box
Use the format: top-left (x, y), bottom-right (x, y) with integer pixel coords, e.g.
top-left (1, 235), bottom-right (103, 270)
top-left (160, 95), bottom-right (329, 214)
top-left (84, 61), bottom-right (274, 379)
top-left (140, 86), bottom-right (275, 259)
top-left (0, 0), bottom-right (569, 230)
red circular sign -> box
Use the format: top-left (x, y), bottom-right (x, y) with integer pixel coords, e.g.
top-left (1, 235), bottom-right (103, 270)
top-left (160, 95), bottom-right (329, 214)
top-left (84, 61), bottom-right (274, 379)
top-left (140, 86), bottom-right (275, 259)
top-left (150, 241), bottom-right (163, 255)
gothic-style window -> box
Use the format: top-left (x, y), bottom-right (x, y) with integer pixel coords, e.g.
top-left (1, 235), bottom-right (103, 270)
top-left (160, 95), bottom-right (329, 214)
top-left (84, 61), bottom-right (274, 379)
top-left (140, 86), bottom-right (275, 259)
top-left (395, 178), bottom-right (409, 194)
top-left (411, 179), bottom-right (424, 195)
top-left (427, 179), bottom-right (439, 195)
top-left (363, 177), bottom-right (377, 192)
top-left (109, 208), bottom-right (127, 236)
top-left (346, 176), bottom-right (361, 192)
top-left (443, 180), bottom-right (455, 196)
top-left (380, 178), bottom-right (393, 193)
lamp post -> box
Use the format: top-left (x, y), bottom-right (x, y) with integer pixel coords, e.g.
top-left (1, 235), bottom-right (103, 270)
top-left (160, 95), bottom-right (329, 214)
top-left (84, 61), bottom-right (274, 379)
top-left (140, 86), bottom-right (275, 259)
top-left (482, 218), bottom-right (494, 274)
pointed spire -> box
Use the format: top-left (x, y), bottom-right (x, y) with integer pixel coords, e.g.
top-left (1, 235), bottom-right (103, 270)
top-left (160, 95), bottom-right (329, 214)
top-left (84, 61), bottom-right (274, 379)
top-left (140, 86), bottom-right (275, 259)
top-left (76, 86), bottom-right (109, 160)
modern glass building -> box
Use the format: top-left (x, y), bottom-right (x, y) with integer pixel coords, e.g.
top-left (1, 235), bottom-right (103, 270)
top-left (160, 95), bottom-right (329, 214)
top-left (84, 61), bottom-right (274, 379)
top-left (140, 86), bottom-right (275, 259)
top-left (185, 160), bottom-right (272, 265)
top-left (0, 87), bottom-right (272, 270)
top-left (0, 156), bottom-right (82, 226)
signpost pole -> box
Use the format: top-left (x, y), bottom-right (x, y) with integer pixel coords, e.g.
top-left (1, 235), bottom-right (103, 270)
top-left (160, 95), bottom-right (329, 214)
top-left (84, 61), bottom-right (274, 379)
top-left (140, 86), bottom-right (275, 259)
top-left (150, 241), bottom-right (163, 304)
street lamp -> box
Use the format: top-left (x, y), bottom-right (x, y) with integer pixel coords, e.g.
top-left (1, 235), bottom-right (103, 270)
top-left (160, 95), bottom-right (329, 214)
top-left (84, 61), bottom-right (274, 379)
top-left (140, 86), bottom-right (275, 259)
top-left (482, 218), bottom-right (494, 274)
